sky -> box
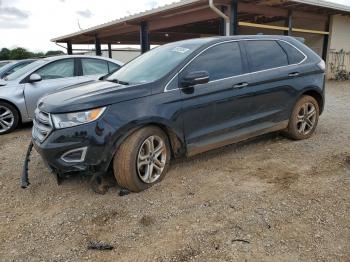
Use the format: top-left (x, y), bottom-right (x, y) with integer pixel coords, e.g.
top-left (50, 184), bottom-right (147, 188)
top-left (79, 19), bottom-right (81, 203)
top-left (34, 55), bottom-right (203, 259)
top-left (0, 0), bottom-right (350, 52)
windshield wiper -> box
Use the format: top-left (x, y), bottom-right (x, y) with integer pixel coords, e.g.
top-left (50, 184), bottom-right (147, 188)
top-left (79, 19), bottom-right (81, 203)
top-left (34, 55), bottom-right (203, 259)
top-left (107, 79), bottom-right (129, 85)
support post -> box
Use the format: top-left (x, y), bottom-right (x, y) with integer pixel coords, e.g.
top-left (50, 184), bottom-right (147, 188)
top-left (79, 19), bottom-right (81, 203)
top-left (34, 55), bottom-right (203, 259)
top-left (230, 0), bottom-right (238, 35)
top-left (219, 6), bottom-right (227, 36)
top-left (284, 10), bottom-right (293, 36)
top-left (95, 34), bottom-right (102, 56)
top-left (108, 43), bottom-right (112, 58)
top-left (67, 41), bottom-right (72, 55)
top-left (140, 21), bottom-right (150, 54)
top-left (322, 16), bottom-right (331, 62)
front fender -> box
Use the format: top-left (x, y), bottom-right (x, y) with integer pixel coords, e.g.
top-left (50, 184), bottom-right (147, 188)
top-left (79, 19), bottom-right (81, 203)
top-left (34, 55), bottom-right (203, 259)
top-left (113, 117), bottom-right (185, 155)
top-left (0, 83), bottom-right (29, 122)
top-left (100, 116), bottom-right (186, 173)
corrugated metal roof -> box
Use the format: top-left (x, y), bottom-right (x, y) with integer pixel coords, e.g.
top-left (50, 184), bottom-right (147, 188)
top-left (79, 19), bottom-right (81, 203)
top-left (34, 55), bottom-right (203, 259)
top-left (51, 0), bottom-right (202, 42)
top-left (51, 0), bottom-right (350, 42)
top-left (292, 0), bottom-right (350, 12)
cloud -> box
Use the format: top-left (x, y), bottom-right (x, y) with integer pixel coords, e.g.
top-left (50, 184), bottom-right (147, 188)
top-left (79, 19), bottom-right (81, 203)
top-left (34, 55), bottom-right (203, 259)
top-left (0, 0), bottom-right (29, 29)
top-left (145, 1), bottom-right (159, 9)
top-left (0, 20), bottom-right (27, 29)
top-left (76, 9), bottom-right (93, 18)
top-left (0, 6), bottom-right (28, 19)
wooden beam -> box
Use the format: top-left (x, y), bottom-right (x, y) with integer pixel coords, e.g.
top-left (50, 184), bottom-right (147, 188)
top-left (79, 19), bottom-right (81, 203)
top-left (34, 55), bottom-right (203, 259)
top-left (238, 21), bottom-right (329, 35)
top-left (293, 27), bottom-right (329, 35)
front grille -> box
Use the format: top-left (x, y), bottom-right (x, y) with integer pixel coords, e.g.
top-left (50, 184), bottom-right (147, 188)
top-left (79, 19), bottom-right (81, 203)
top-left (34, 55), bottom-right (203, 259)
top-left (32, 109), bottom-right (53, 143)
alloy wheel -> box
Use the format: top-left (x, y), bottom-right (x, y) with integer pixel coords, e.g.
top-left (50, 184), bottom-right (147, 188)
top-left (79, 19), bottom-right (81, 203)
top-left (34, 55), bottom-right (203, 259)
top-left (137, 135), bottom-right (167, 184)
top-left (296, 102), bottom-right (317, 135)
top-left (0, 106), bottom-right (14, 133)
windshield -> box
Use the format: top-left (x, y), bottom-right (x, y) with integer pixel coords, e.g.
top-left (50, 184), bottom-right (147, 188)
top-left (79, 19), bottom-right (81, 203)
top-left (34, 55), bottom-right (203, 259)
top-left (0, 61), bottom-right (10, 68)
top-left (0, 62), bottom-right (15, 74)
top-left (106, 40), bottom-right (208, 84)
top-left (5, 59), bottom-right (46, 81)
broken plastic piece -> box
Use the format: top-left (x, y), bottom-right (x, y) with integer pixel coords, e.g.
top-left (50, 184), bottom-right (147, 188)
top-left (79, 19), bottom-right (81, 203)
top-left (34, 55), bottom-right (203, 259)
top-left (21, 141), bottom-right (34, 189)
top-left (87, 241), bottom-right (114, 250)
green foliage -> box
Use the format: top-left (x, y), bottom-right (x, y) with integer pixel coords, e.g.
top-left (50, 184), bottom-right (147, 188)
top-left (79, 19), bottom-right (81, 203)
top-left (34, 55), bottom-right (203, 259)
top-left (0, 47), bottom-right (65, 60)
top-left (0, 48), bottom-right (10, 60)
top-left (9, 48), bottom-right (32, 60)
top-left (45, 50), bottom-right (65, 57)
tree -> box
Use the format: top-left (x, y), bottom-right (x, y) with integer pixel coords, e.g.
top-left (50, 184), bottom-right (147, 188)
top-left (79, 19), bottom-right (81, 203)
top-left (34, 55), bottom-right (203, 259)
top-left (0, 48), bottom-right (10, 60)
top-left (9, 48), bottom-right (32, 60)
top-left (0, 47), bottom-right (66, 60)
top-left (45, 50), bottom-right (65, 57)
top-left (34, 52), bottom-right (45, 58)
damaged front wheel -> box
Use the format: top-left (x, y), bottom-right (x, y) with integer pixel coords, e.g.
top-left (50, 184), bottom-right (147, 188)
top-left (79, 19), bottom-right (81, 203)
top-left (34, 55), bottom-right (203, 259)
top-left (113, 126), bottom-right (171, 192)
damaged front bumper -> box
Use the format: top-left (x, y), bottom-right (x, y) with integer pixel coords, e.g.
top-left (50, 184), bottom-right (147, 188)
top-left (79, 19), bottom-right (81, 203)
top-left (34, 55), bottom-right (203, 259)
top-left (21, 119), bottom-right (118, 189)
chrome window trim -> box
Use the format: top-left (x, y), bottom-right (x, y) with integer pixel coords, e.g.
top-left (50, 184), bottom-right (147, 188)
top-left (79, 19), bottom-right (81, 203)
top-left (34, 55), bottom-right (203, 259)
top-left (193, 76), bottom-right (209, 81)
top-left (164, 38), bottom-right (307, 92)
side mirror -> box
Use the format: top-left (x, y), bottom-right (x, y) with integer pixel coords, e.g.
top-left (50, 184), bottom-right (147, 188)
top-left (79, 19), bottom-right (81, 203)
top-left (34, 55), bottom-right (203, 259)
top-left (181, 71), bottom-right (210, 88)
top-left (28, 74), bottom-right (42, 83)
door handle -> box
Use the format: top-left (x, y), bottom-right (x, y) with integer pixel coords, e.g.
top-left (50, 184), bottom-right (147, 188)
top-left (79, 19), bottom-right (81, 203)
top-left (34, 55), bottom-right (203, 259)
top-left (233, 82), bottom-right (248, 89)
top-left (288, 72), bottom-right (300, 77)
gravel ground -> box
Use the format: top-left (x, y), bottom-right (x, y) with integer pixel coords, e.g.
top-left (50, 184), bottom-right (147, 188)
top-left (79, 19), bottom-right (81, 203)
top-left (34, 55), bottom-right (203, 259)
top-left (0, 81), bottom-right (349, 262)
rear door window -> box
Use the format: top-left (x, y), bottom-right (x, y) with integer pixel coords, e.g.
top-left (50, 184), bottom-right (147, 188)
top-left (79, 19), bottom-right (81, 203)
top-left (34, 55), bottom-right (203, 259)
top-left (81, 58), bottom-right (109, 76)
top-left (183, 42), bottom-right (244, 81)
top-left (245, 40), bottom-right (289, 72)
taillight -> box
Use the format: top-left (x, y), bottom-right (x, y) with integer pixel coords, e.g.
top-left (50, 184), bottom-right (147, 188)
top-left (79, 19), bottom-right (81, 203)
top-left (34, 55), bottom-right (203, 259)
top-left (317, 60), bottom-right (326, 72)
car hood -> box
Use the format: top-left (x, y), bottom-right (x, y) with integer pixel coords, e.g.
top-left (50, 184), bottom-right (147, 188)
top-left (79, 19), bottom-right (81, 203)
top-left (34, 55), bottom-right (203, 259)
top-left (0, 79), bottom-right (7, 86)
top-left (0, 78), bottom-right (20, 88)
top-left (38, 80), bottom-right (153, 113)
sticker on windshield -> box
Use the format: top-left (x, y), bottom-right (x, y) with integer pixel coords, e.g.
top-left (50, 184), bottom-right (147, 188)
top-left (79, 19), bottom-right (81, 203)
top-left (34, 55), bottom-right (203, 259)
top-left (172, 47), bottom-right (190, 54)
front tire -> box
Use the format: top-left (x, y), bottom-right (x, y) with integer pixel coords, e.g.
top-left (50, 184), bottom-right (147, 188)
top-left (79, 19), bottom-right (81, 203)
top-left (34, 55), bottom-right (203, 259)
top-left (286, 95), bottom-right (320, 140)
top-left (113, 126), bottom-right (171, 192)
top-left (0, 102), bottom-right (19, 135)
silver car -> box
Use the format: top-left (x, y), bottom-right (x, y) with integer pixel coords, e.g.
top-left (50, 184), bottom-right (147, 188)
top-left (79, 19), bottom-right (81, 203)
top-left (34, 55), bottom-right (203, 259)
top-left (0, 55), bottom-right (123, 134)
top-left (0, 61), bottom-right (12, 68)
top-left (0, 59), bottom-right (36, 79)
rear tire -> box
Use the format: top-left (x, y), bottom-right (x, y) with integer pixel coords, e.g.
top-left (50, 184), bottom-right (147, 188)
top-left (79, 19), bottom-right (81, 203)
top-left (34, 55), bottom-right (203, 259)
top-left (286, 95), bottom-right (319, 140)
top-left (113, 126), bottom-right (171, 192)
top-left (0, 101), bottom-right (19, 135)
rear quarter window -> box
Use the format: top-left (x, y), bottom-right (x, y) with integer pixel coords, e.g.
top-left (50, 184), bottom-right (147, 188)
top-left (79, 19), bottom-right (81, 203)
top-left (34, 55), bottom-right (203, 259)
top-left (278, 41), bottom-right (306, 65)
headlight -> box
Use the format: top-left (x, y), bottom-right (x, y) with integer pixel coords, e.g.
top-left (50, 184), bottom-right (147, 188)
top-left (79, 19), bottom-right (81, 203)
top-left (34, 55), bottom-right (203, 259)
top-left (51, 107), bottom-right (106, 129)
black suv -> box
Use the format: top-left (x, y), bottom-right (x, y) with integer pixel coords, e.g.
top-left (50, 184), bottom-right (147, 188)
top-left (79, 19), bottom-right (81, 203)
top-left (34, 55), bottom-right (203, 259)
top-left (33, 35), bottom-right (325, 192)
